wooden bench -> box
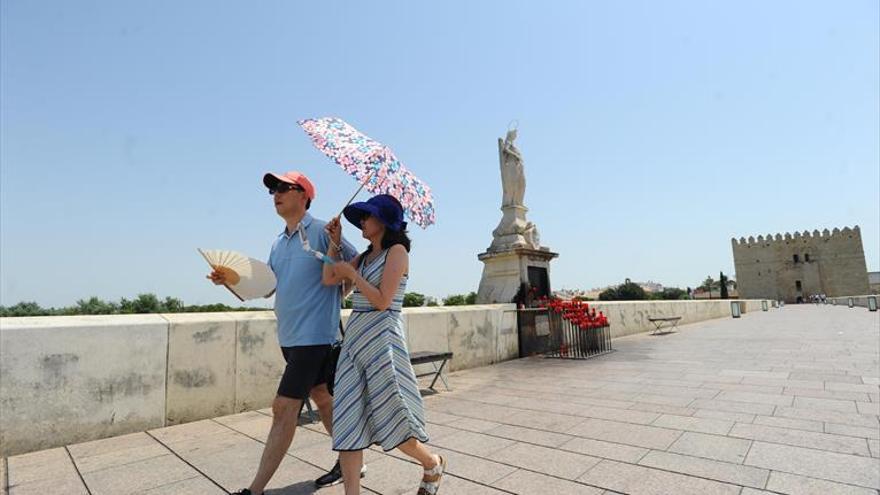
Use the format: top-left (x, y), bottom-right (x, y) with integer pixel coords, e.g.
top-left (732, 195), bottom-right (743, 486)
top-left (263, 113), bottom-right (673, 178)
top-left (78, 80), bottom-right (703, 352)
top-left (410, 351), bottom-right (454, 391)
top-left (647, 316), bottom-right (681, 335)
top-left (302, 350), bottom-right (454, 422)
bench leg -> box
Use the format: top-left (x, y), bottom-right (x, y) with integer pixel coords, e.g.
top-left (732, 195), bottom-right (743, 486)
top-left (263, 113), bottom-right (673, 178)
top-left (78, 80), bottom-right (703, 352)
top-left (428, 359), bottom-right (451, 391)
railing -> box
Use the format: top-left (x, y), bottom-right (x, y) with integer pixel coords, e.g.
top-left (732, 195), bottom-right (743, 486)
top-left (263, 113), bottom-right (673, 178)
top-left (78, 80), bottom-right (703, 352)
top-left (516, 307), bottom-right (612, 359)
top-left (543, 308), bottom-right (613, 359)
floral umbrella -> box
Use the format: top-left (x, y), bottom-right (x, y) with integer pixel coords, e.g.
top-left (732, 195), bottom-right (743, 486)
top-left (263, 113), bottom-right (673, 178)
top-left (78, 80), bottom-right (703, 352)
top-left (297, 117), bottom-right (436, 228)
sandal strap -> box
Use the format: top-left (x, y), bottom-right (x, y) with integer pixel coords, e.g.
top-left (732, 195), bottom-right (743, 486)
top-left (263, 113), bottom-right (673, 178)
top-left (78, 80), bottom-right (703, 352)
top-left (418, 455), bottom-right (445, 495)
top-left (418, 483), bottom-right (438, 495)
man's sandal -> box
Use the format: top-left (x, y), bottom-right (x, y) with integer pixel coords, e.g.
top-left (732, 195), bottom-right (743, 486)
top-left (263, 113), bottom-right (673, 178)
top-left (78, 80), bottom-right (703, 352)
top-left (417, 455), bottom-right (446, 495)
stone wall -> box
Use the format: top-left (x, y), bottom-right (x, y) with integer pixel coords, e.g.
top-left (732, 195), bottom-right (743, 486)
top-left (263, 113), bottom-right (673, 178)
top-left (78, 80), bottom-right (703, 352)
top-left (732, 226), bottom-right (870, 302)
top-left (1, 300), bottom-right (769, 456)
top-left (0, 305), bottom-right (517, 456)
top-left (583, 299), bottom-right (768, 338)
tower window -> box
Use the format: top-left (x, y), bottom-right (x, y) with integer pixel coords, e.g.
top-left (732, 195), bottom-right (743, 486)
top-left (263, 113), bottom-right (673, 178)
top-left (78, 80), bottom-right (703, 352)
top-left (804, 254), bottom-right (810, 262)
top-left (793, 254), bottom-right (799, 263)
top-left (796, 280), bottom-right (802, 291)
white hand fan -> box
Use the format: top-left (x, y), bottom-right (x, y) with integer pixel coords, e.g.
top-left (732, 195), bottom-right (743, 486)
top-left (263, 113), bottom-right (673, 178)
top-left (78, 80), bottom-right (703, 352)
top-left (198, 248), bottom-right (276, 301)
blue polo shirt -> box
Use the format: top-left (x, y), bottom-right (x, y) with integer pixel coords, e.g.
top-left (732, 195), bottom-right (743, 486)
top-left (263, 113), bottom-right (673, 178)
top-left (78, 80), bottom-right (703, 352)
top-left (268, 213), bottom-right (358, 347)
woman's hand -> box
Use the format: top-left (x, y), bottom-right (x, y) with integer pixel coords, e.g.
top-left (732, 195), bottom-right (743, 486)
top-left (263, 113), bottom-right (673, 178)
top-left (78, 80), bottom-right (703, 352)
top-left (332, 261), bottom-right (357, 282)
top-left (324, 216), bottom-right (342, 248)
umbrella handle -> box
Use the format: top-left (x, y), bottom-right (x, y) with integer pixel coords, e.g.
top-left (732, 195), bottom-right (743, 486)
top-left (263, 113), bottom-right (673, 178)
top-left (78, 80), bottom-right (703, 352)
top-left (337, 168), bottom-right (377, 217)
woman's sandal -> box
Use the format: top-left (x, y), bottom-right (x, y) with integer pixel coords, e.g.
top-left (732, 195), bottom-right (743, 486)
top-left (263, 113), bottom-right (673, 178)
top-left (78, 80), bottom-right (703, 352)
top-left (417, 455), bottom-right (446, 495)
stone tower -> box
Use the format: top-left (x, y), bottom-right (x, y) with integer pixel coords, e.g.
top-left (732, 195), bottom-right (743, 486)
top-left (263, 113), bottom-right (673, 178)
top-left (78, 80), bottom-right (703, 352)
top-left (731, 226), bottom-right (869, 303)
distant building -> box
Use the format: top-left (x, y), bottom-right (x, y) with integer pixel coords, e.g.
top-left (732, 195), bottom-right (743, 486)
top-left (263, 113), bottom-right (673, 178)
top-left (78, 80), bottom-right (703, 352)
top-left (731, 226), bottom-right (869, 303)
top-left (869, 271), bottom-right (880, 294)
top-left (638, 281), bottom-right (664, 293)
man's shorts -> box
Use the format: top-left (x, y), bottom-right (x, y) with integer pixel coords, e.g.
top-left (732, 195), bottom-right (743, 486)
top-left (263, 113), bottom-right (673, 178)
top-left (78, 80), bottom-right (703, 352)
top-left (277, 344), bottom-right (334, 400)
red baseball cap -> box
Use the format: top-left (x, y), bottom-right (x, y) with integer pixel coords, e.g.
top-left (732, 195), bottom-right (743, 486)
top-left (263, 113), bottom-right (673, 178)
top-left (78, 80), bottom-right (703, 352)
top-left (263, 171), bottom-right (316, 200)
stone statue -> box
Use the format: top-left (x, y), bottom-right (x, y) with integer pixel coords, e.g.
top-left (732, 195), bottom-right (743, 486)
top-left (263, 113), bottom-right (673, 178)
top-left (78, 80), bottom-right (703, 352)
top-left (489, 126), bottom-right (541, 252)
top-left (498, 129), bottom-right (526, 207)
top-left (478, 124), bottom-right (557, 304)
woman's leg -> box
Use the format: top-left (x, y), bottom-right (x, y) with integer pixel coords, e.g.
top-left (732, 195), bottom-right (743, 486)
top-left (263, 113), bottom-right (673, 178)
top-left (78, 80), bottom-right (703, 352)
top-left (396, 437), bottom-right (439, 469)
top-left (339, 450), bottom-right (363, 495)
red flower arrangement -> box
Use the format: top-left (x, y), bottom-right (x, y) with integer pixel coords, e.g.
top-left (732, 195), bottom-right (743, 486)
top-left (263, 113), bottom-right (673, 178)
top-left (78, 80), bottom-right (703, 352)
top-left (535, 296), bottom-right (609, 329)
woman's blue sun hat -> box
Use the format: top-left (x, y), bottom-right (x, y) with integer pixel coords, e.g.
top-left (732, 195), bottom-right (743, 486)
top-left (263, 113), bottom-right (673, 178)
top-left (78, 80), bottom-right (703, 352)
top-left (343, 194), bottom-right (407, 232)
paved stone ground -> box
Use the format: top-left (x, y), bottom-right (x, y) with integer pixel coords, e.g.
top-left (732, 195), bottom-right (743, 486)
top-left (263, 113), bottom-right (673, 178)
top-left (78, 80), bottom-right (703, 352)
top-left (3, 305), bottom-right (879, 494)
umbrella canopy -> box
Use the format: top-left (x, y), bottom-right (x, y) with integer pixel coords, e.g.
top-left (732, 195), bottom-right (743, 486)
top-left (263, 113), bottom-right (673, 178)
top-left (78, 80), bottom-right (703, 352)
top-left (298, 117), bottom-right (435, 228)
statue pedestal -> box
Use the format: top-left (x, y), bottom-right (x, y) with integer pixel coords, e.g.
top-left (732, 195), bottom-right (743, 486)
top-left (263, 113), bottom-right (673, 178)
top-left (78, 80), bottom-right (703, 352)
top-left (476, 247), bottom-right (559, 304)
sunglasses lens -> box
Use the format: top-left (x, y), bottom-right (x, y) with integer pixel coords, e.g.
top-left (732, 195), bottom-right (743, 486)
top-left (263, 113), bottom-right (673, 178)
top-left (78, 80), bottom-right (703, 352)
top-left (268, 183), bottom-right (301, 195)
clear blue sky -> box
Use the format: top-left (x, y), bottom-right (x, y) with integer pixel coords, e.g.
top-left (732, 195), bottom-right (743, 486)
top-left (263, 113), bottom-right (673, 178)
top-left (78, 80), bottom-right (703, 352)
top-left (2, 1), bottom-right (878, 308)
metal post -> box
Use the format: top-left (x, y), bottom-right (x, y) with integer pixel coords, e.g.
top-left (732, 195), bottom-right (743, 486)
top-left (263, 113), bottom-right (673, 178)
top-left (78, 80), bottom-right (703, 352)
top-left (731, 301), bottom-right (741, 318)
top-left (762, 300), bottom-right (768, 311)
top-left (868, 296), bottom-right (877, 312)
top-left (848, 298), bottom-right (854, 308)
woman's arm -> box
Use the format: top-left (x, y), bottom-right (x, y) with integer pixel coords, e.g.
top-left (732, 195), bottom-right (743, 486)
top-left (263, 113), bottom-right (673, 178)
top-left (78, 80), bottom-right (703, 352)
top-left (322, 216), bottom-right (354, 286)
top-left (335, 245), bottom-right (407, 311)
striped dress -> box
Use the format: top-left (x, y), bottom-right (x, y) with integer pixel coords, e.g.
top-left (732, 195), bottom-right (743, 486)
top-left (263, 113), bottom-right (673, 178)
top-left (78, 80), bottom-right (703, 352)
top-left (332, 249), bottom-right (429, 452)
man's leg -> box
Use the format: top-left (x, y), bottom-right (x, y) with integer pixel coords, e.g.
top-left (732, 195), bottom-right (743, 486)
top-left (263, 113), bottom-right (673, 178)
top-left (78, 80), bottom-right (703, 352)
top-left (247, 395), bottom-right (302, 495)
top-left (310, 383), bottom-right (333, 435)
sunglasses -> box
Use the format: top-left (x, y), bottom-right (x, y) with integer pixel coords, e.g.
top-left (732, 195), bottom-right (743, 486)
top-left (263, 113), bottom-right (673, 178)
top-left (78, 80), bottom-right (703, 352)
top-left (268, 182), bottom-right (304, 195)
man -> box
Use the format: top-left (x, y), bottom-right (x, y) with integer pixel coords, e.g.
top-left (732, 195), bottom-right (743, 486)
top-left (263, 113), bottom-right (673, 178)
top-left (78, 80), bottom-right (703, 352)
top-left (211, 171), bottom-right (361, 494)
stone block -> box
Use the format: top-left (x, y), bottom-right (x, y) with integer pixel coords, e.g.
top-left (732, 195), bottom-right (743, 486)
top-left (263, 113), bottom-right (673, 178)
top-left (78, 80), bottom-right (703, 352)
top-left (638, 451), bottom-right (769, 488)
top-left (558, 437), bottom-right (649, 463)
top-left (578, 459), bottom-right (741, 495)
top-left (431, 447), bottom-right (518, 485)
top-left (752, 414), bottom-right (824, 432)
top-left (488, 442), bottom-right (601, 479)
top-left (493, 469), bottom-right (604, 494)
top-left (164, 313), bottom-right (237, 424)
top-left (728, 423), bottom-right (871, 456)
top-left (650, 414), bottom-right (734, 435)
top-left (745, 441), bottom-right (880, 489)
top-left (80, 454), bottom-right (200, 495)
top-left (232, 312), bottom-right (283, 413)
top-left (668, 432), bottom-right (752, 463)
top-left (431, 430), bottom-right (515, 457)
top-left (447, 307), bottom-right (503, 371)
top-left (765, 471), bottom-right (878, 495)
top-left (0, 315), bottom-right (168, 456)
top-left (485, 424), bottom-right (573, 448)
top-left (566, 418), bottom-right (682, 450)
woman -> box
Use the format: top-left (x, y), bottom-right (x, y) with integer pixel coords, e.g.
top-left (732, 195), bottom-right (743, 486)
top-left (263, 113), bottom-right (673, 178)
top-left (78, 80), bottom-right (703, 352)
top-left (323, 194), bottom-right (446, 495)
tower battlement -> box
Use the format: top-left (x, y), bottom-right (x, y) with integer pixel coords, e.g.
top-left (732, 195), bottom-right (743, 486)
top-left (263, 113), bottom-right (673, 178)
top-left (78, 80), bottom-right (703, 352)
top-left (731, 225), bottom-right (860, 247)
top-left (730, 225), bottom-right (868, 302)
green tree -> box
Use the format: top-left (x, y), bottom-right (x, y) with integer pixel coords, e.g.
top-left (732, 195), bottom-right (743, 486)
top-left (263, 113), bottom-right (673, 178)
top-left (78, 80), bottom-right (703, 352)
top-left (425, 297), bottom-right (439, 307)
top-left (465, 292), bottom-right (477, 305)
top-left (616, 279), bottom-right (647, 300)
top-left (0, 301), bottom-right (50, 317)
top-left (161, 296), bottom-right (185, 313)
top-left (599, 279), bottom-right (647, 301)
top-left (660, 287), bottom-right (687, 300)
top-left (75, 297), bottom-right (118, 315)
top-left (719, 272), bottom-right (729, 299)
top-left (598, 287), bottom-right (618, 301)
top-left (701, 276), bottom-right (715, 299)
top-left (403, 292), bottom-right (426, 307)
top-left (443, 294), bottom-right (467, 306)
top-left (119, 294), bottom-right (162, 313)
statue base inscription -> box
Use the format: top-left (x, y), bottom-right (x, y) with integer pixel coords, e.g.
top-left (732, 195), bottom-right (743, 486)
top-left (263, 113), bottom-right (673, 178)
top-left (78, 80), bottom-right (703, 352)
top-left (476, 247), bottom-right (558, 304)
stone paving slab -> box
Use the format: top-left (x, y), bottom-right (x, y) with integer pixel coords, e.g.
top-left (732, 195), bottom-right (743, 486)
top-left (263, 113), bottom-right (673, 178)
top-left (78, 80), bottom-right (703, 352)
top-left (3, 306), bottom-right (879, 494)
